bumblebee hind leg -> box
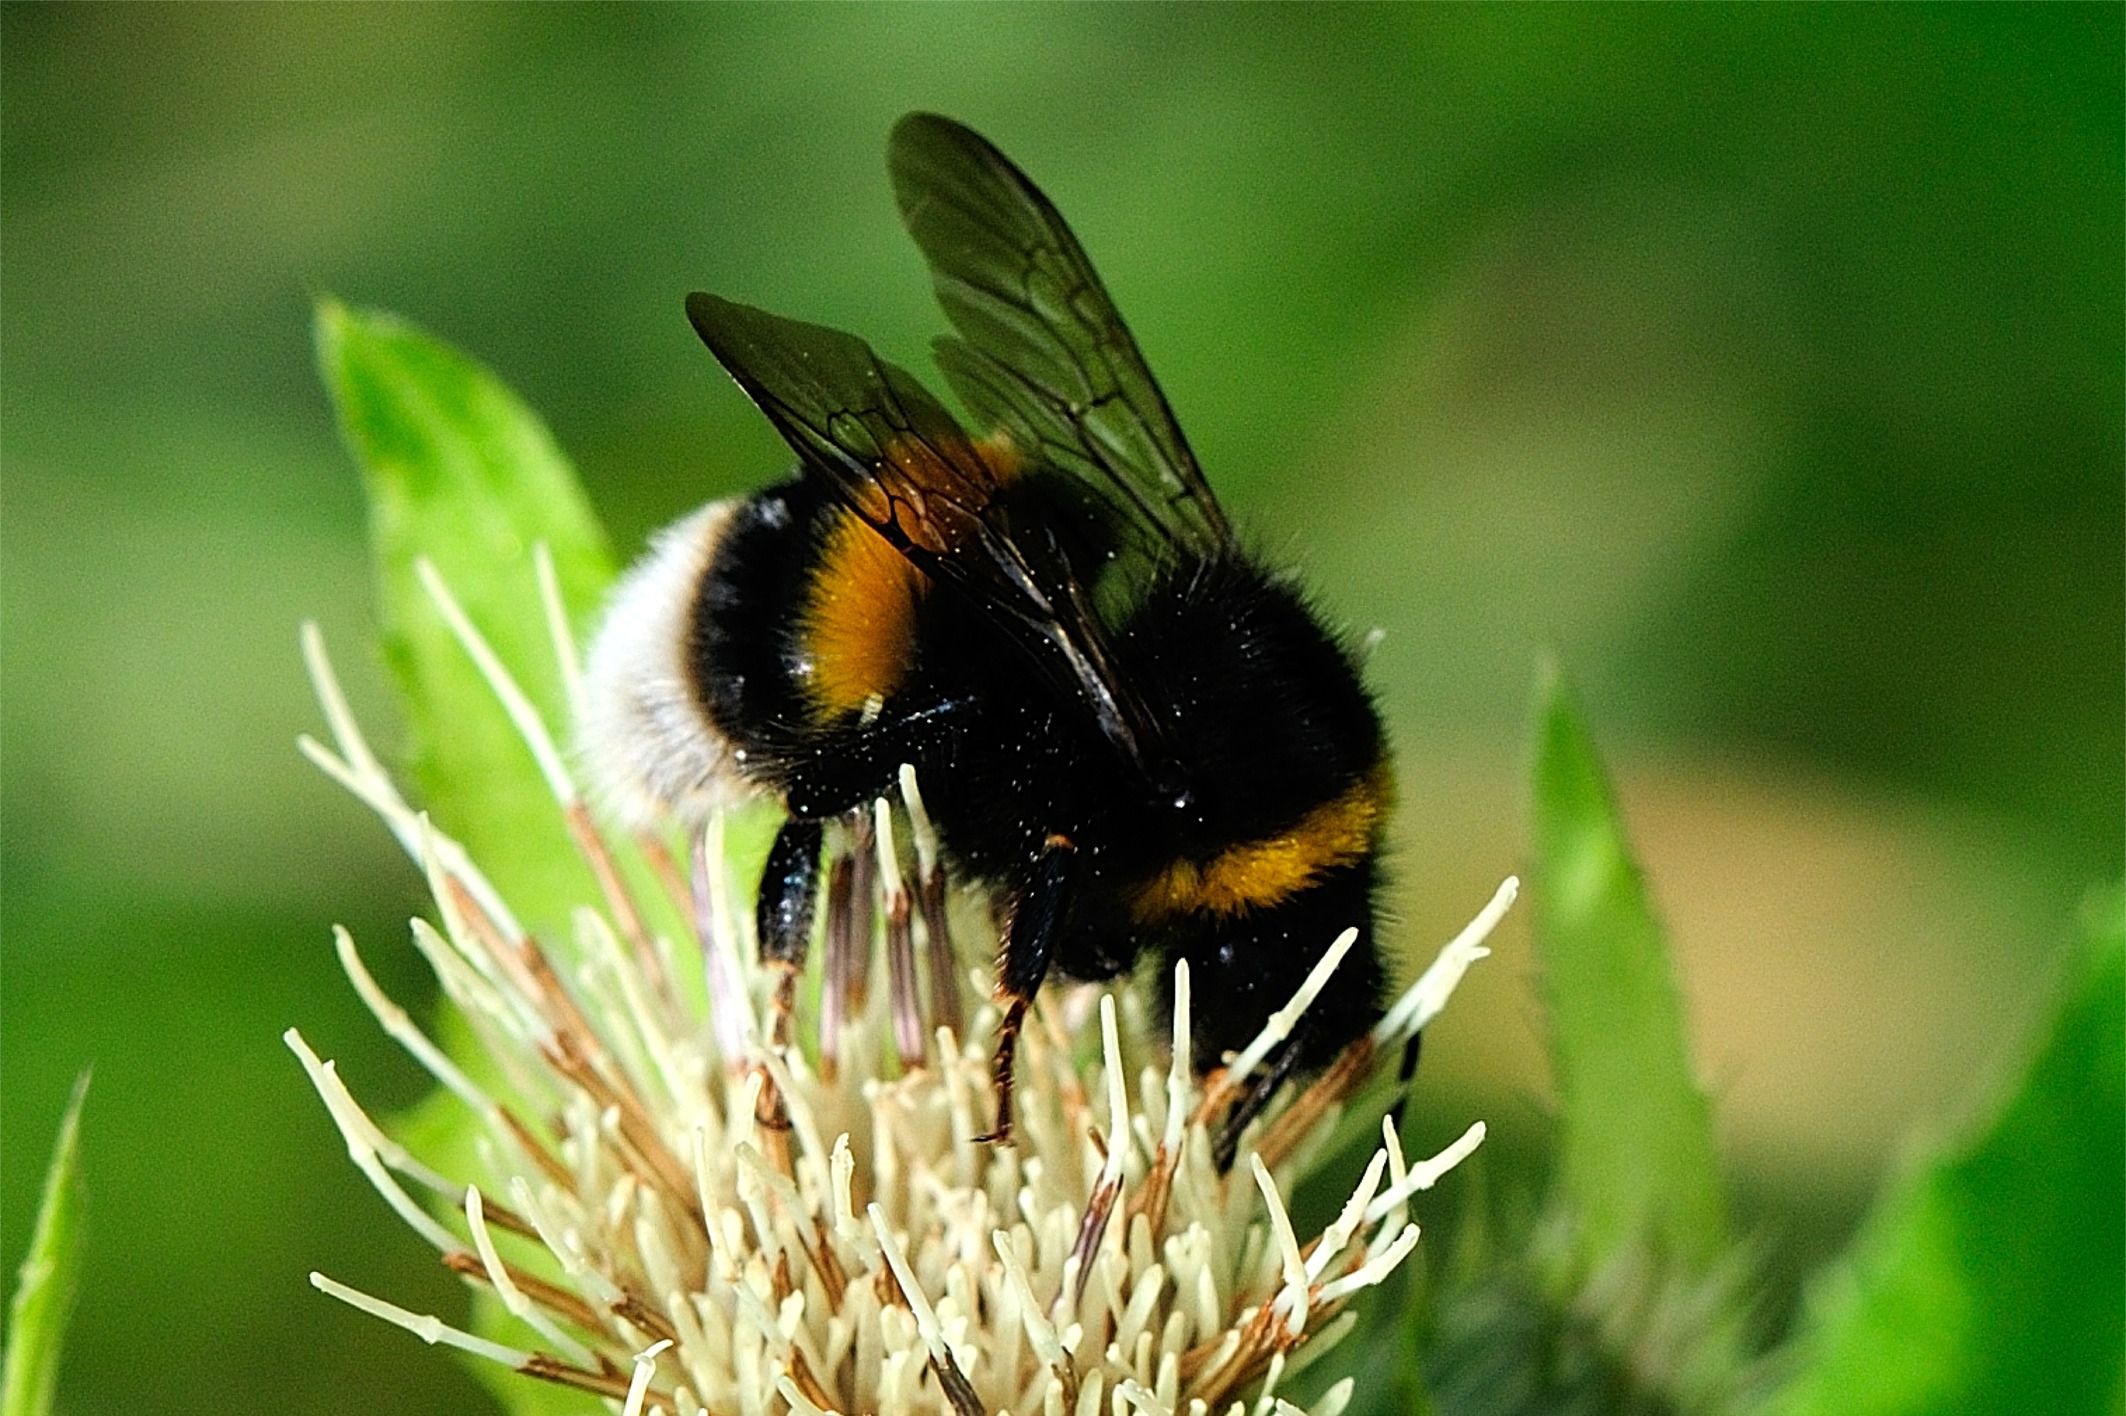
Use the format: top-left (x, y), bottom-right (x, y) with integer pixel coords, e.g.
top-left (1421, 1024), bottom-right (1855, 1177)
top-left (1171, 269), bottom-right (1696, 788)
top-left (979, 833), bottom-right (1077, 1145)
top-left (757, 816), bottom-right (826, 1046)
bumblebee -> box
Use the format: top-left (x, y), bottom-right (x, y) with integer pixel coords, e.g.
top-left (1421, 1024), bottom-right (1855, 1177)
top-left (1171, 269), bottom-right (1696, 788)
top-left (581, 114), bottom-right (1392, 1145)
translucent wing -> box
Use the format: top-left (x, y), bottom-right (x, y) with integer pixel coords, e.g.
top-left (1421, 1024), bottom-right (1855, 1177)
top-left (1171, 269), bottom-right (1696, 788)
top-left (888, 112), bottom-right (1235, 559)
top-left (685, 292), bottom-right (1164, 778)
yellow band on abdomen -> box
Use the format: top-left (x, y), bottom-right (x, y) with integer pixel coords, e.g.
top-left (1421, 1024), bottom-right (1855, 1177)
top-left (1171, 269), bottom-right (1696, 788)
top-left (796, 511), bottom-right (925, 718)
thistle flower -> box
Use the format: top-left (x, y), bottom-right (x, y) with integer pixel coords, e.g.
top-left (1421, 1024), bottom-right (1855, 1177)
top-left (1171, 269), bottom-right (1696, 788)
top-left (289, 554), bottom-right (1512, 1416)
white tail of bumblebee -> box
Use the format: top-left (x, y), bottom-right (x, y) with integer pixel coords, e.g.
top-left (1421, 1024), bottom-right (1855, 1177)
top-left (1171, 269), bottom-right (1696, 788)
top-left (576, 499), bottom-right (753, 831)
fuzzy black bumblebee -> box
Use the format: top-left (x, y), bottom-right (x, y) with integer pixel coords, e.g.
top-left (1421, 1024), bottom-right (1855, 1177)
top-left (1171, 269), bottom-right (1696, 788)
top-left (581, 114), bottom-right (1392, 1146)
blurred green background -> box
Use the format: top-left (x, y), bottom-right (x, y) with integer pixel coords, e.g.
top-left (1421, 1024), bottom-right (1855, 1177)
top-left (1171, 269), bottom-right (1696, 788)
top-left (2, 6), bottom-right (2118, 1411)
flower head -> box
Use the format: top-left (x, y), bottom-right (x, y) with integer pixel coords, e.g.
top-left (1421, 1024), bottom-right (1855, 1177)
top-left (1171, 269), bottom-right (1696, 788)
top-left (290, 554), bottom-right (1510, 1416)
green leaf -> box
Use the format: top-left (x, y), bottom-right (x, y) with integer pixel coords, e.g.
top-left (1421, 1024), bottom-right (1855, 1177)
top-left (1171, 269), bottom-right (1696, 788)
top-left (315, 299), bottom-right (616, 933)
top-left (1529, 666), bottom-right (1726, 1276)
top-left (2, 1072), bottom-right (91, 1416)
top-left (1762, 885), bottom-right (2125, 1416)
top-left (318, 304), bottom-right (638, 1414)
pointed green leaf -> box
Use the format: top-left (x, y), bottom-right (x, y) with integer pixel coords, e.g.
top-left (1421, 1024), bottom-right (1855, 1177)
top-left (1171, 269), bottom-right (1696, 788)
top-left (1530, 667), bottom-right (1726, 1275)
top-left (316, 299), bottom-right (616, 932)
top-left (1763, 886), bottom-right (2125, 1416)
top-left (2, 1072), bottom-right (91, 1416)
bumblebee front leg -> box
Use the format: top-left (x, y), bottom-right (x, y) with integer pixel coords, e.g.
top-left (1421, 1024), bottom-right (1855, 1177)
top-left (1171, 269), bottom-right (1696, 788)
top-left (1212, 1036), bottom-right (1304, 1172)
top-left (756, 816), bottom-right (826, 1048)
top-left (981, 833), bottom-right (1076, 1145)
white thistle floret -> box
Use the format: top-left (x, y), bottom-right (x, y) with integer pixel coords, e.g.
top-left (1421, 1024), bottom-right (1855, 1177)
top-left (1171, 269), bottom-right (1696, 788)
top-left (292, 555), bottom-right (1506, 1414)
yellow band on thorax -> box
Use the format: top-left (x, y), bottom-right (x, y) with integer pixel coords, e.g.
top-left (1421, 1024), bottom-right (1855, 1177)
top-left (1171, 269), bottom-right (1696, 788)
top-left (1128, 762), bottom-right (1392, 921)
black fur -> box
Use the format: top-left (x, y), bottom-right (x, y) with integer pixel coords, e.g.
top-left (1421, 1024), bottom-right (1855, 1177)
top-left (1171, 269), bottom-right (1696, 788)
top-left (662, 115), bottom-right (1399, 1121)
top-left (684, 477), bottom-right (1389, 1077)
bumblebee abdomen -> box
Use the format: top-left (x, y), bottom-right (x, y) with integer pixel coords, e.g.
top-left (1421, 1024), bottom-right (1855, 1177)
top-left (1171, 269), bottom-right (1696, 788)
top-left (580, 478), bottom-right (933, 824)
top-left (794, 508), bottom-right (927, 718)
top-left (683, 478), bottom-right (935, 752)
top-left (576, 497), bottom-right (753, 829)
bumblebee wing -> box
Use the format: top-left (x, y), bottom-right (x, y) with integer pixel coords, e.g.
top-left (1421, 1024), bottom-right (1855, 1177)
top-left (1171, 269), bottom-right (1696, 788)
top-left (889, 112), bottom-right (1235, 560)
top-left (685, 292), bottom-right (997, 560)
top-left (686, 292), bottom-right (1160, 774)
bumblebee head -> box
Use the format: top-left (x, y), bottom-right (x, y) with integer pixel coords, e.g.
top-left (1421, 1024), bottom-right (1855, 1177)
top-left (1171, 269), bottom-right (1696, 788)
top-left (1163, 858), bottom-right (1386, 1075)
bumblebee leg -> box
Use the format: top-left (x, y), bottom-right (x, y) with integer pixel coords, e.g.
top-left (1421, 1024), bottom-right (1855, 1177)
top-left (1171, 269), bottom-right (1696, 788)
top-left (979, 833), bottom-right (1076, 1145)
top-left (1212, 1035), bottom-right (1305, 1172)
top-left (1384, 1029), bottom-right (1424, 1132)
top-left (757, 816), bottom-right (826, 1047)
